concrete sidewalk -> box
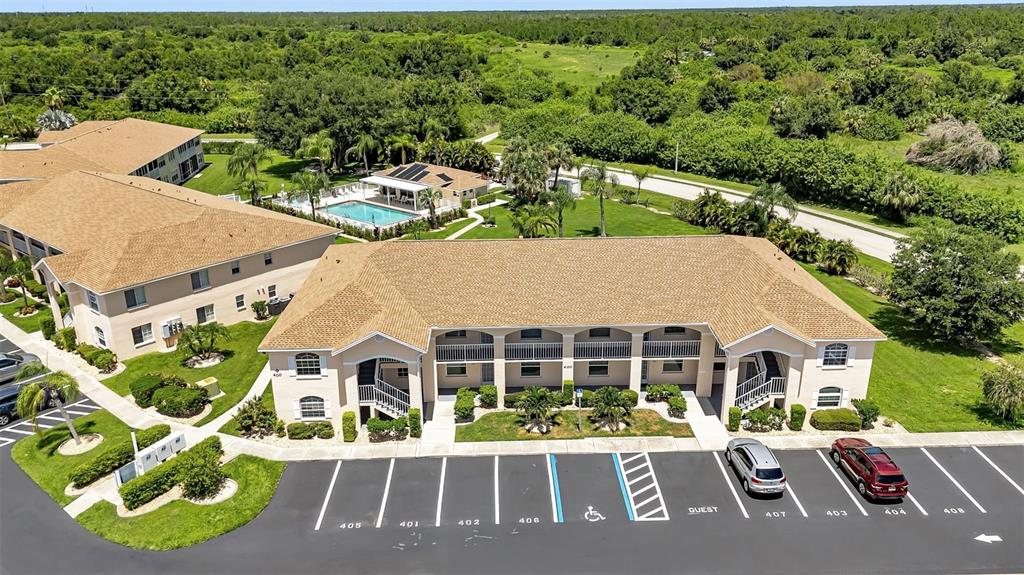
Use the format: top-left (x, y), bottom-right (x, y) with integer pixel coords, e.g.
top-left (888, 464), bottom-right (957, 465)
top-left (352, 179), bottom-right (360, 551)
top-left (445, 198), bottom-right (508, 240)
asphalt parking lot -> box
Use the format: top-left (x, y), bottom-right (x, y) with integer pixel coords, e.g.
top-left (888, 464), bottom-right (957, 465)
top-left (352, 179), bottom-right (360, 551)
top-left (306, 447), bottom-right (1023, 534)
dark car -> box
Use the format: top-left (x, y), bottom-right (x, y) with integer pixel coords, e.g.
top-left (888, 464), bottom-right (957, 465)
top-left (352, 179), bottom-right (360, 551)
top-left (0, 383), bottom-right (21, 426)
top-left (830, 438), bottom-right (908, 500)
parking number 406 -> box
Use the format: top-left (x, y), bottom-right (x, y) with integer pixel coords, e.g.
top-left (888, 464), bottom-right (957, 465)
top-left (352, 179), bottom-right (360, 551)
top-left (519, 517), bottom-right (540, 524)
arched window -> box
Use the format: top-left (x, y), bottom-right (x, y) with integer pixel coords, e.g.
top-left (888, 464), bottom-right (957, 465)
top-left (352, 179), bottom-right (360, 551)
top-left (816, 386), bottom-right (843, 408)
top-left (822, 343), bottom-right (849, 367)
top-left (295, 352), bottom-right (321, 376)
top-left (299, 396), bottom-right (326, 419)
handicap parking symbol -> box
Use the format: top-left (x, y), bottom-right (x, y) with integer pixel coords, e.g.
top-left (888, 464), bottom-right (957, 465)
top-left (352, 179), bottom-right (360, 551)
top-left (584, 505), bottom-right (605, 522)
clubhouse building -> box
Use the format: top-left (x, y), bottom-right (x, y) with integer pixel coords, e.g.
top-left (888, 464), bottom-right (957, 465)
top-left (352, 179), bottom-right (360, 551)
top-left (259, 236), bottom-right (884, 426)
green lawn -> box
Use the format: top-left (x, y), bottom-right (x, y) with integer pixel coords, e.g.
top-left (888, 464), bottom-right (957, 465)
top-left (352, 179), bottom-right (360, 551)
top-left (401, 217), bottom-right (478, 240)
top-left (218, 386), bottom-right (275, 437)
top-left (608, 160), bottom-right (758, 194)
top-left (333, 235), bottom-right (358, 244)
top-left (76, 455), bottom-right (285, 550)
top-left (804, 265), bottom-right (1022, 432)
top-left (0, 290), bottom-right (46, 333)
top-left (101, 320), bottom-right (275, 427)
top-left (460, 196), bottom-right (709, 240)
top-left (455, 408), bottom-right (693, 442)
top-left (11, 410), bottom-right (136, 505)
top-left (502, 43), bottom-right (638, 89)
top-left (185, 153), bottom-right (358, 198)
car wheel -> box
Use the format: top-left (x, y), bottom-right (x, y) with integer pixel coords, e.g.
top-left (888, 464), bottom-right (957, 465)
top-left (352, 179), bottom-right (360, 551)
top-left (857, 481), bottom-right (868, 498)
top-left (0, 414), bottom-right (10, 426)
top-left (725, 450), bottom-right (732, 463)
top-left (47, 398), bottom-right (58, 408)
top-left (742, 479), bottom-right (750, 494)
top-left (831, 450), bottom-right (841, 464)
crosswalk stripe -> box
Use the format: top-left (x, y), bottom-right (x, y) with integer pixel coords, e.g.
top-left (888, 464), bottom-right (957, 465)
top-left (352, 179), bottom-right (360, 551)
top-left (620, 453), bottom-right (646, 465)
top-left (631, 482), bottom-right (657, 497)
top-left (627, 471), bottom-right (653, 486)
top-left (634, 494), bottom-right (660, 509)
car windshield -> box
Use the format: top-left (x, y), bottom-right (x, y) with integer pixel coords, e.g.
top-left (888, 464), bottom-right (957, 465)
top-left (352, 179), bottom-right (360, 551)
top-left (862, 447), bottom-right (885, 455)
top-left (877, 474), bottom-right (906, 484)
top-left (755, 468), bottom-right (784, 480)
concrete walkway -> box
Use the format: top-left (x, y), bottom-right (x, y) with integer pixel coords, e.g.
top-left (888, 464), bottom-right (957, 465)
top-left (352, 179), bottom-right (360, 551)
top-left (445, 198), bottom-right (508, 240)
top-left (200, 364), bottom-right (271, 432)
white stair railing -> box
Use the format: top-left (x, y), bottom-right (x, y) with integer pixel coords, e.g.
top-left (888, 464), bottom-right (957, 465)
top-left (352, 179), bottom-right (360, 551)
top-left (358, 379), bottom-right (411, 416)
top-left (736, 376), bottom-right (786, 410)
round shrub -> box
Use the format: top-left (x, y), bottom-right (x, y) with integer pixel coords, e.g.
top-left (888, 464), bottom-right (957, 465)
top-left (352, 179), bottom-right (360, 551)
top-left (579, 389), bottom-right (595, 408)
top-left (232, 396), bottom-right (278, 438)
top-left (92, 350), bottom-right (117, 373)
top-left (645, 384), bottom-right (682, 402)
top-left (789, 403), bottom-right (807, 431)
top-left (621, 389), bottom-right (639, 408)
top-left (178, 448), bottom-right (225, 500)
top-left (153, 386), bottom-right (209, 418)
top-left (478, 385), bottom-right (497, 408)
top-left (727, 406), bottom-right (742, 432)
top-left (503, 391), bottom-right (524, 409)
top-left (407, 408), bottom-right (421, 438)
top-left (310, 421), bottom-right (335, 439)
top-left (342, 411), bottom-right (358, 442)
top-left (130, 373), bottom-right (167, 408)
top-left (851, 398), bottom-right (881, 429)
top-left (667, 396), bottom-right (687, 418)
top-left (854, 111), bottom-right (904, 141)
top-left (287, 421), bottom-right (314, 440)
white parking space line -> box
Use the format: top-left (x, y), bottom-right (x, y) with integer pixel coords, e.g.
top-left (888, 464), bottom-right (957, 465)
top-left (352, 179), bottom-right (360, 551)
top-left (713, 453), bottom-right (749, 519)
top-left (35, 422), bottom-right (53, 429)
top-left (375, 458), bottom-right (395, 529)
top-left (546, 454), bottom-right (559, 523)
top-left (314, 461), bottom-right (342, 531)
top-left (38, 415), bottom-right (64, 422)
top-left (921, 448), bottom-right (986, 514)
top-left (972, 446), bottom-right (1024, 497)
top-left (815, 450), bottom-right (869, 516)
top-left (4, 428), bottom-right (33, 436)
top-left (435, 457), bottom-right (447, 527)
top-left (493, 456), bottom-right (500, 525)
top-left (906, 492), bottom-right (928, 516)
top-left (65, 410), bottom-right (90, 416)
top-left (0, 437), bottom-right (13, 448)
top-left (785, 483), bottom-right (808, 518)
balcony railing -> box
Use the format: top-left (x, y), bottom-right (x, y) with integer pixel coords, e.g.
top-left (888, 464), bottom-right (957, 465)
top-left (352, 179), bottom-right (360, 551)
top-left (714, 343), bottom-right (726, 357)
top-left (436, 343), bottom-right (494, 362)
top-left (574, 341), bottom-right (631, 359)
top-left (505, 342), bottom-right (563, 361)
top-left (642, 340), bottom-right (700, 358)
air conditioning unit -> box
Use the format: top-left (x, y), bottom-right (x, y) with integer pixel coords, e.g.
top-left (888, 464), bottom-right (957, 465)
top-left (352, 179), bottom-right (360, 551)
top-left (161, 317), bottom-right (184, 338)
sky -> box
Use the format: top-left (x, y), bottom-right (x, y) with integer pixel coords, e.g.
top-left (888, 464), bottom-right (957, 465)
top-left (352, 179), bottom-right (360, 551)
top-left (4, 0), bottom-right (1021, 12)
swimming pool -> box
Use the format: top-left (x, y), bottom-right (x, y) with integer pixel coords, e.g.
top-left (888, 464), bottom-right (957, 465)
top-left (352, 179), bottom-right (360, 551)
top-left (322, 201), bottom-right (415, 226)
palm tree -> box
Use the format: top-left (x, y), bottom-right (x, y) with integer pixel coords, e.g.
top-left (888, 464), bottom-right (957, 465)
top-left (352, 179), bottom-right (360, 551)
top-left (406, 219), bottom-right (429, 239)
top-left (386, 134), bottom-right (418, 166)
top-left (590, 386), bottom-right (633, 432)
top-left (16, 368), bottom-right (81, 444)
top-left (227, 143), bottom-right (273, 205)
top-left (630, 166), bottom-right (651, 206)
top-left (817, 239), bottom-right (859, 276)
top-left (498, 137), bottom-right (548, 206)
top-left (515, 386), bottom-right (557, 433)
top-left (289, 170), bottom-right (329, 222)
top-left (2, 256), bottom-right (35, 313)
top-left (876, 171), bottom-right (922, 223)
top-left (418, 188), bottom-right (443, 228)
top-left (42, 86), bottom-right (65, 111)
top-left (580, 162), bottom-right (619, 238)
top-left (546, 143), bottom-right (576, 191)
top-left (297, 131), bottom-right (335, 175)
top-left (345, 133), bottom-right (381, 176)
top-left (744, 182), bottom-right (798, 222)
top-left (177, 322), bottom-right (231, 361)
top-left (239, 172), bottom-right (267, 206)
top-left (546, 187), bottom-right (577, 238)
top-left (510, 204), bottom-right (558, 238)
top-left (422, 118), bottom-right (448, 141)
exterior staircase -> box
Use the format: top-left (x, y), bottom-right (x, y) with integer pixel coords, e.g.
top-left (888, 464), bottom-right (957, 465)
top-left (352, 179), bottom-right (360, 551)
top-left (735, 352), bottom-right (786, 411)
top-left (357, 359), bottom-right (411, 417)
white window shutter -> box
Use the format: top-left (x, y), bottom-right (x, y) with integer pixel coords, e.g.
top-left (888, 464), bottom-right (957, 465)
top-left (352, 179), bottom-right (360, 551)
top-left (292, 399), bottom-right (301, 419)
top-left (323, 399), bottom-right (332, 419)
top-left (846, 346), bottom-right (856, 367)
top-left (287, 356), bottom-right (296, 375)
top-left (840, 388), bottom-right (850, 407)
top-left (319, 355), bottom-right (327, 375)
top-left (816, 346), bottom-right (825, 367)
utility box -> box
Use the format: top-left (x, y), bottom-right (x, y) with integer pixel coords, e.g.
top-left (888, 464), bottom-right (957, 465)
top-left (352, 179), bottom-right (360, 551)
top-left (195, 377), bottom-right (220, 398)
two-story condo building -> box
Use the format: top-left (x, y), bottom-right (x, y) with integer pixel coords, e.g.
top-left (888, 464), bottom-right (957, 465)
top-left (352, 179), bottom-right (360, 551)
top-left (0, 171), bottom-right (337, 360)
top-left (0, 118), bottom-right (204, 185)
top-left (259, 236), bottom-right (884, 426)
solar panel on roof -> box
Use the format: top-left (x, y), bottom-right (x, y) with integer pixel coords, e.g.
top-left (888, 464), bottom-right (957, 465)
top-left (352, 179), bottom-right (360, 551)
top-left (411, 171), bottom-right (429, 182)
top-left (386, 166), bottom-right (405, 177)
top-left (437, 173), bottom-right (453, 182)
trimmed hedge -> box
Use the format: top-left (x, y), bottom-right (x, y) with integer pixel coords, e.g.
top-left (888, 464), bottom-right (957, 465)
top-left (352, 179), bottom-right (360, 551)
top-left (503, 391), bottom-right (523, 409)
top-left (366, 417), bottom-right (408, 441)
top-left (810, 408), bottom-right (862, 431)
top-left (120, 436), bottom-right (223, 510)
top-left (645, 384), bottom-right (682, 402)
top-left (852, 398), bottom-right (881, 429)
top-left (478, 385), bottom-right (497, 408)
top-left (69, 424), bottom-right (171, 489)
top-left (22, 279), bottom-right (47, 299)
top-left (727, 406), bottom-right (742, 432)
top-left (622, 389), bottom-right (639, 408)
top-left (454, 387), bottom-right (477, 421)
top-left (745, 407), bottom-right (785, 432)
top-left (789, 404), bottom-right (806, 431)
top-left (153, 386), bottom-right (209, 418)
top-left (40, 317), bottom-right (56, 340)
top-left (286, 420), bottom-right (334, 440)
top-left (130, 374), bottom-right (166, 408)
top-left (408, 408), bottom-right (422, 438)
top-left (667, 396), bottom-right (687, 418)
top-left (342, 411), bottom-right (357, 442)
top-left (54, 327), bottom-right (76, 351)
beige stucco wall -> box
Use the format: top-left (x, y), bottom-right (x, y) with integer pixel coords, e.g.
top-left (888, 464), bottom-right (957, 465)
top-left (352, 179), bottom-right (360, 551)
top-left (268, 351), bottom-right (345, 426)
top-left (505, 361), bottom-right (562, 388)
top-left (69, 236), bottom-right (333, 360)
top-left (437, 361), bottom-right (486, 389)
top-left (643, 359), bottom-right (699, 387)
top-left (571, 359), bottom-right (631, 387)
top-left (796, 341), bottom-right (875, 410)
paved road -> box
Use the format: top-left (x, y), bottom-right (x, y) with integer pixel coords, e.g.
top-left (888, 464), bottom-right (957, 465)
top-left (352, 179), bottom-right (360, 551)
top-left (2, 444), bottom-right (1021, 575)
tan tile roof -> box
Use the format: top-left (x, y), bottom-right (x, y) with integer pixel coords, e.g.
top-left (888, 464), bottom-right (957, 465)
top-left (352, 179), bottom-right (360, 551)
top-left (0, 171), bottom-right (336, 293)
top-left (2, 118), bottom-right (203, 180)
top-left (373, 163), bottom-right (489, 193)
top-left (261, 236), bottom-right (884, 352)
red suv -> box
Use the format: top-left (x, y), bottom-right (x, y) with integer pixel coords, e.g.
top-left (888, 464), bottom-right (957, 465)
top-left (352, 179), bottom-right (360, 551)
top-left (830, 438), bottom-right (908, 500)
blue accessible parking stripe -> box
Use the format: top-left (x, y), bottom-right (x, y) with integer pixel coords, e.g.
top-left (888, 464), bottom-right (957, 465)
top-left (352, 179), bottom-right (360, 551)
top-left (547, 454), bottom-right (564, 523)
top-left (612, 454), bottom-right (636, 521)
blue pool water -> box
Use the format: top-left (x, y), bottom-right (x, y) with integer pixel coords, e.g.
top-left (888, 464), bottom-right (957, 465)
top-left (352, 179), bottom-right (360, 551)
top-left (322, 201), bottom-right (415, 226)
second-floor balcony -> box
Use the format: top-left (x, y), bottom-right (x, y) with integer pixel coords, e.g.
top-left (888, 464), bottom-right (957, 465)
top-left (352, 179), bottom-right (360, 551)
top-left (642, 340), bottom-right (701, 358)
top-left (574, 341), bottom-right (631, 359)
top-left (505, 342), bottom-right (563, 361)
top-left (436, 343), bottom-right (494, 363)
